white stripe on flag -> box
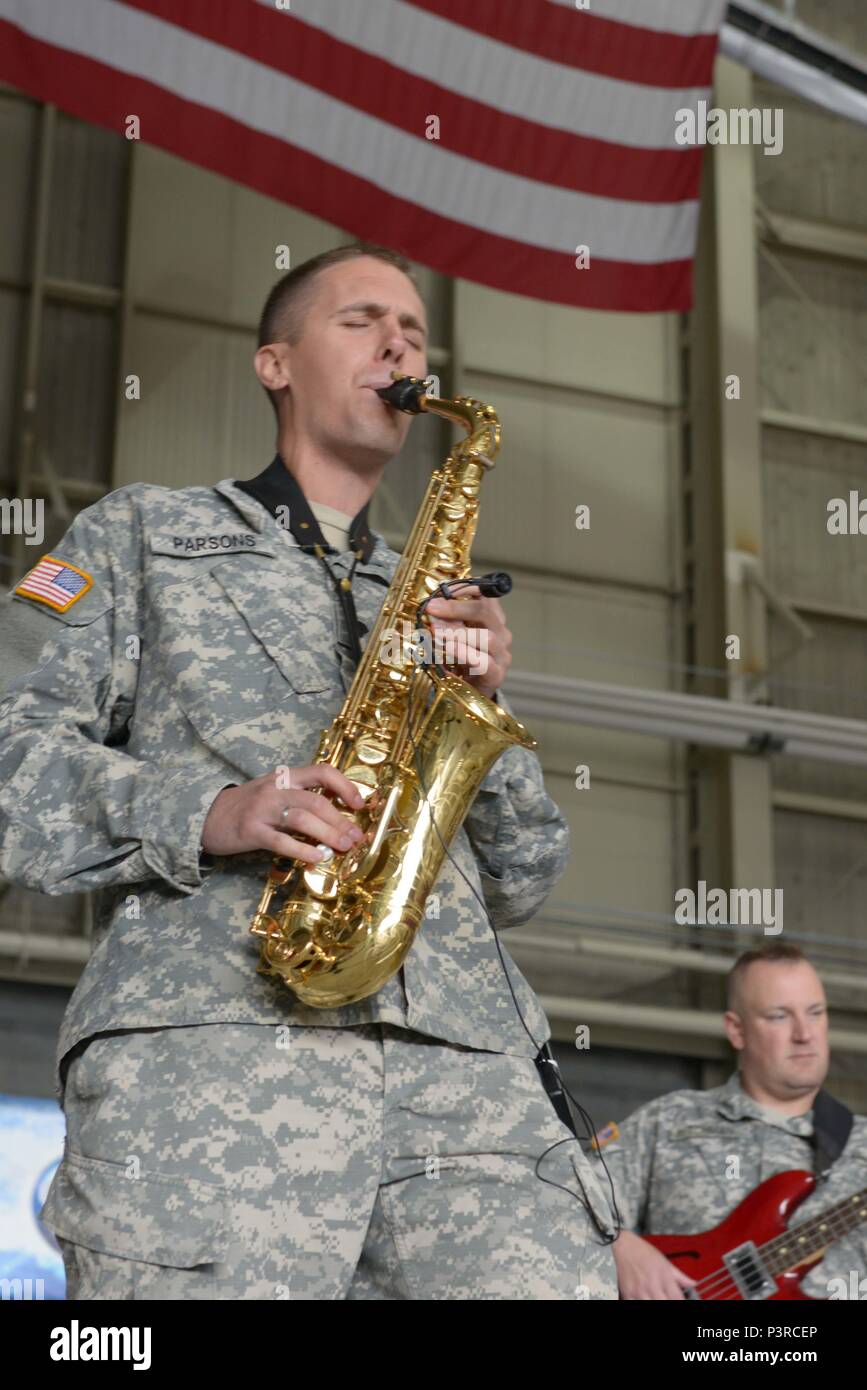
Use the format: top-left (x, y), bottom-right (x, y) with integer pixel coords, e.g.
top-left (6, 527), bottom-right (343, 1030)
top-left (0, 0), bottom-right (700, 262)
top-left (269, 0), bottom-right (716, 149)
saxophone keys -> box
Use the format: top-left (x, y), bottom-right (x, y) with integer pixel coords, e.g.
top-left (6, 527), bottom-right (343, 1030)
top-left (337, 839), bottom-right (387, 886)
top-left (336, 766), bottom-right (377, 805)
top-left (302, 862), bottom-right (340, 900)
top-left (249, 911), bottom-right (280, 940)
top-left (337, 844), bottom-right (367, 882)
top-left (355, 740), bottom-right (389, 764)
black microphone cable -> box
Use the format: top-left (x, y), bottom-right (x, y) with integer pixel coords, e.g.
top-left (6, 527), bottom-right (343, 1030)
top-left (396, 573), bottom-right (623, 1244)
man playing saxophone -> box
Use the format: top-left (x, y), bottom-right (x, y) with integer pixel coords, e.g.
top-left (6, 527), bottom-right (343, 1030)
top-left (0, 243), bottom-right (616, 1300)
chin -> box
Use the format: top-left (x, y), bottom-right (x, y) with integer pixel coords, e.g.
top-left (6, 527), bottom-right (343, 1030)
top-left (345, 417), bottom-right (396, 449)
top-left (786, 1065), bottom-right (824, 1088)
top-left (374, 424), bottom-right (409, 455)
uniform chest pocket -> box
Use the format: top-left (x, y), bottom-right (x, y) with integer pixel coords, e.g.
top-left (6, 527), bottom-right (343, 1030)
top-left (209, 561), bottom-right (337, 697)
top-left (152, 556), bottom-right (339, 740)
top-left (650, 1123), bottom-right (739, 1205)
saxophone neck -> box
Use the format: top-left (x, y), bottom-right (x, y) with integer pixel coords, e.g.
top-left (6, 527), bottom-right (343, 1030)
top-left (377, 374), bottom-right (501, 469)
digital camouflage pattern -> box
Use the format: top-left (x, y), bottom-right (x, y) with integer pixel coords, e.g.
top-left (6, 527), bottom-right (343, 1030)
top-left (44, 1021), bottom-right (618, 1300)
top-left (603, 1070), bottom-right (867, 1298)
top-left (0, 477), bottom-right (569, 1099)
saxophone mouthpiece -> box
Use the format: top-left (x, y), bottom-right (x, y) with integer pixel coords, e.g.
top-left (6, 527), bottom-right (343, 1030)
top-left (375, 374), bottom-right (428, 414)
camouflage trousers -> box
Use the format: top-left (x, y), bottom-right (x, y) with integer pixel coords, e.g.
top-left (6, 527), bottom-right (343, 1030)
top-left (42, 1021), bottom-right (618, 1301)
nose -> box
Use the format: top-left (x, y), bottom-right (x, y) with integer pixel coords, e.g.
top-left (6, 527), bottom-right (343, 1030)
top-left (376, 315), bottom-right (407, 362)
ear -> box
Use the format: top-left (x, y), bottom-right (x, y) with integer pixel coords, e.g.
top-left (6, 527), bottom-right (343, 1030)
top-left (253, 342), bottom-right (291, 395)
top-left (723, 1009), bottom-right (745, 1052)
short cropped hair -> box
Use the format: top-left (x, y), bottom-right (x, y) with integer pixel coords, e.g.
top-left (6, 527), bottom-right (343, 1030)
top-left (257, 242), bottom-right (418, 420)
top-left (726, 942), bottom-right (807, 1011)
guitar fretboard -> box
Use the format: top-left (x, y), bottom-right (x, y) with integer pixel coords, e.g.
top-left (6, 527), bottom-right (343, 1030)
top-left (761, 1185), bottom-right (867, 1275)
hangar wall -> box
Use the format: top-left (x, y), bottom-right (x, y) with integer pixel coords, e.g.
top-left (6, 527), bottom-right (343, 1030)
top-left (1, 2), bottom-right (866, 1118)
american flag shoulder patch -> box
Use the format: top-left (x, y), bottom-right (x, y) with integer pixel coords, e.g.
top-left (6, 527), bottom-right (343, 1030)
top-left (591, 1121), bottom-right (620, 1151)
top-left (14, 556), bottom-right (94, 613)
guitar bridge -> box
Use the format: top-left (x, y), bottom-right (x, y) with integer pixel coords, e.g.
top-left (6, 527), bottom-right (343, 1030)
top-left (723, 1241), bottom-right (776, 1300)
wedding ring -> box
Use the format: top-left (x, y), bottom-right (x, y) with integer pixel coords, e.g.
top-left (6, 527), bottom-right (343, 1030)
top-left (280, 807), bottom-right (290, 820)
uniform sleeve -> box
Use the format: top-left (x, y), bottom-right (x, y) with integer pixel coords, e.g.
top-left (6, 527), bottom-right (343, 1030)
top-left (599, 1097), bottom-right (664, 1234)
top-left (462, 688), bottom-right (570, 930)
top-left (0, 494), bottom-right (234, 897)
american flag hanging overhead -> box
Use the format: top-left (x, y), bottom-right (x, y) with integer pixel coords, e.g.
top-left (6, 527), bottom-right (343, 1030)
top-left (0, 0), bottom-right (728, 311)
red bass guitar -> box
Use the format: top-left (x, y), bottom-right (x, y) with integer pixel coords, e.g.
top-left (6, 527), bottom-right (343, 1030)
top-left (645, 1171), bottom-right (867, 1300)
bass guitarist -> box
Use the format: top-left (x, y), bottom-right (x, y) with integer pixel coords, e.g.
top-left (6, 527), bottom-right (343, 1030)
top-left (603, 943), bottom-right (867, 1300)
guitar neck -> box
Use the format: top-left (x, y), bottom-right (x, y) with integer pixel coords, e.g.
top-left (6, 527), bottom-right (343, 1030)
top-left (762, 1185), bottom-right (867, 1274)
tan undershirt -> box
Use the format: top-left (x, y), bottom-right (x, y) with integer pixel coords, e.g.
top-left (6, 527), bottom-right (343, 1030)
top-left (308, 499), bottom-right (355, 553)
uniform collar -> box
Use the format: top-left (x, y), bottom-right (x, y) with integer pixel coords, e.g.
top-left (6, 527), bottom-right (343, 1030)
top-left (232, 454), bottom-right (375, 562)
top-left (716, 1070), bottom-right (814, 1137)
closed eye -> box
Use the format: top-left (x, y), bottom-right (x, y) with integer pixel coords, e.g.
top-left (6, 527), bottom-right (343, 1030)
top-left (345, 320), bottom-right (422, 345)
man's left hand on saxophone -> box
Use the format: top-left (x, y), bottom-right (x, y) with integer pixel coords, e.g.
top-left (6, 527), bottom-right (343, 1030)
top-left (424, 582), bottom-right (513, 697)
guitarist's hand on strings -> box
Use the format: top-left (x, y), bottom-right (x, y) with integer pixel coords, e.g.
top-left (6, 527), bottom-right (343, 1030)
top-left (613, 1229), bottom-right (698, 1301)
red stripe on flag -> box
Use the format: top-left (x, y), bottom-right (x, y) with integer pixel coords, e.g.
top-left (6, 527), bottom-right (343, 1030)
top-left (21, 582), bottom-right (65, 597)
top-left (400, 0), bottom-right (721, 88)
top-left (0, 20), bottom-right (692, 311)
top-left (115, 0), bottom-right (704, 203)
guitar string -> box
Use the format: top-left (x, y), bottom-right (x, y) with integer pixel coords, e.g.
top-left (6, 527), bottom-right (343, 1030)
top-left (689, 1187), bottom-right (867, 1298)
top-left (761, 1188), bottom-right (867, 1269)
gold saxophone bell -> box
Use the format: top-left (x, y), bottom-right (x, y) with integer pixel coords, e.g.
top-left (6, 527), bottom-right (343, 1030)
top-left (249, 374), bottom-right (536, 1007)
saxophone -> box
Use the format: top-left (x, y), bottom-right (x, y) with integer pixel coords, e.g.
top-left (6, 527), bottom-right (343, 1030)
top-left (249, 374), bottom-right (536, 1007)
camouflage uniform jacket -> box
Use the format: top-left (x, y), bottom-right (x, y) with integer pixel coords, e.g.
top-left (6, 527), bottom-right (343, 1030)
top-left (0, 474), bottom-right (568, 1099)
top-left (604, 1070), bottom-right (867, 1298)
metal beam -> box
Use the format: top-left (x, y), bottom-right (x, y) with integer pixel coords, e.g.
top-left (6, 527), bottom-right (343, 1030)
top-left (762, 410), bottom-right (867, 448)
top-left (505, 670), bottom-right (867, 768)
top-left (722, 3), bottom-right (867, 129)
top-left (0, 930), bottom-right (89, 963)
top-left (786, 596), bottom-right (867, 626)
top-left (757, 208), bottom-right (867, 269)
top-left (541, 995), bottom-right (867, 1055)
top-left (714, 57), bottom-right (770, 697)
top-left (41, 276), bottom-right (121, 309)
top-left (509, 929), bottom-right (867, 996)
top-left (773, 789), bottom-right (867, 824)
